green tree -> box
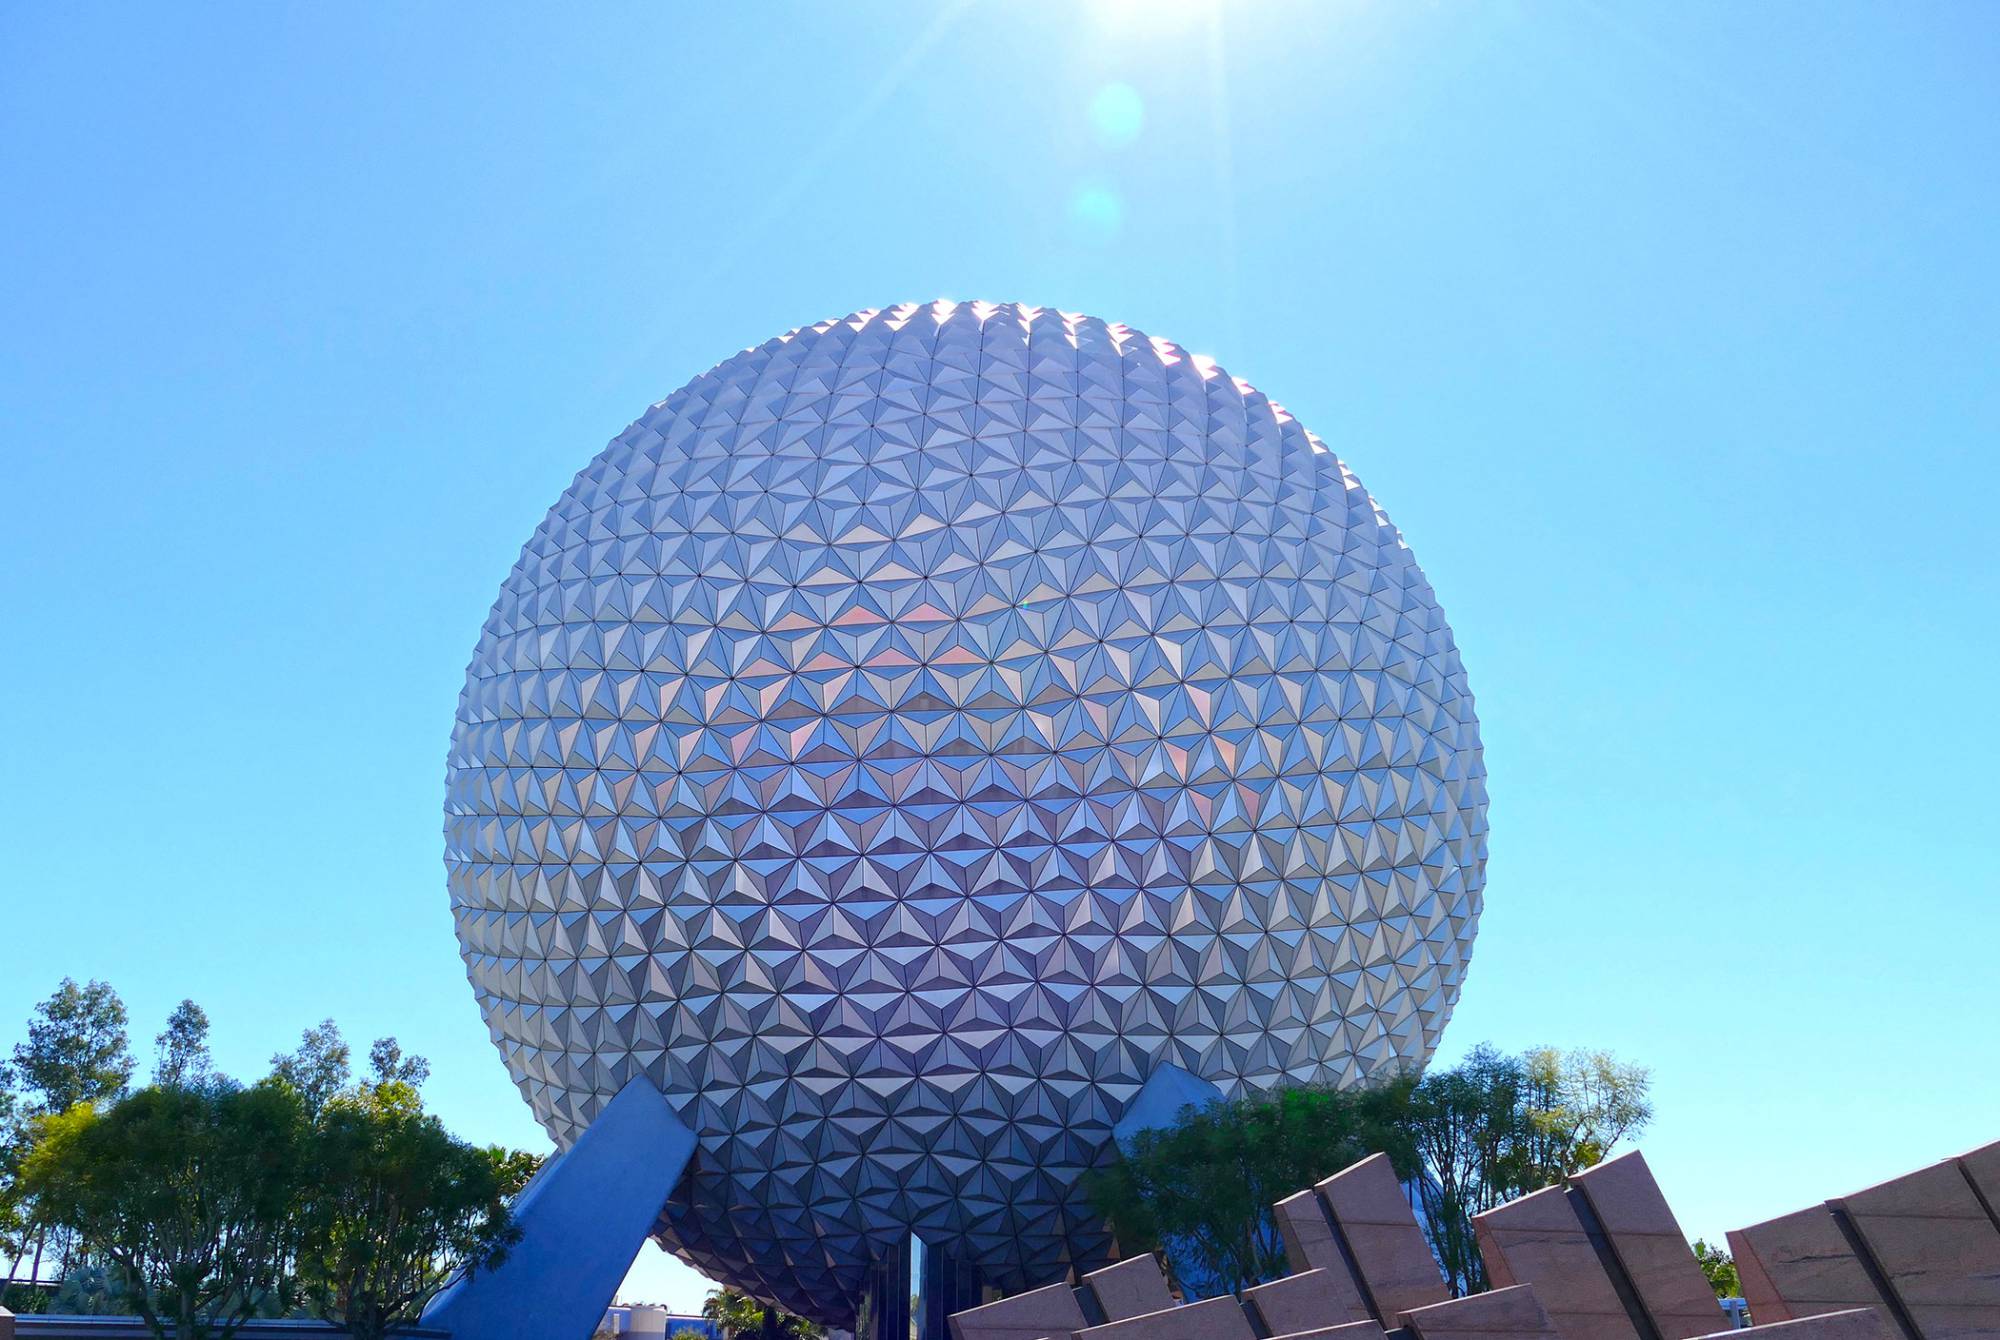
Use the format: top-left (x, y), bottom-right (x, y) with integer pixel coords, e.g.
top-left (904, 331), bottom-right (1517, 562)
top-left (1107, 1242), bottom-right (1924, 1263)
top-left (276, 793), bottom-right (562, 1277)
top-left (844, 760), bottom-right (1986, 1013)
top-left (10, 979), bottom-right (136, 1284)
top-left (1406, 1044), bottom-right (1531, 1296)
top-left (0, 1059), bottom-right (28, 1283)
top-left (12, 979), bottom-right (135, 1116)
top-left (703, 1287), bottom-right (771, 1338)
top-left (0, 1059), bottom-right (19, 1145)
top-left (481, 1145), bottom-right (544, 1199)
top-left (291, 1080), bottom-right (520, 1340)
top-left (22, 1080), bottom-right (308, 1340)
top-left (700, 1288), bottom-right (820, 1340)
top-left (1086, 1080), bottom-right (1418, 1296)
top-left (365, 1037), bottom-right (430, 1091)
top-left (775, 1308), bottom-right (825, 1340)
top-left (1518, 1047), bottom-right (1653, 1184)
top-left (1408, 1044), bottom-right (1652, 1295)
top-left (1087, 1044), bottom-right (1655, 1300)
top-left (270, 1021), bottom-right (351, 1119)
top-left (155, 1000), bottom-right (217, 1091)
top-left (1691, 1239), bottom-right (1741, 1299)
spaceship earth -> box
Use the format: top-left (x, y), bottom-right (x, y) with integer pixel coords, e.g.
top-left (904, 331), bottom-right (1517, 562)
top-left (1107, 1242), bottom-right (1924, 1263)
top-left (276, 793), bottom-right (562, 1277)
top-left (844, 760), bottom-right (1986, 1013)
top-left (445, 301), bottom-right (1486, 1322)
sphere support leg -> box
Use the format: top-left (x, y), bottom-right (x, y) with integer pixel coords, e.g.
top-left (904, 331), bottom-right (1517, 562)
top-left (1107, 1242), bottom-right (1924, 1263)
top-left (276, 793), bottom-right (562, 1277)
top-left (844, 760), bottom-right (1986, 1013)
top-left (422, 1078), bottom-right (695, 1340)
top-left (919, 1241), bottom-right (982, 1340)
top-left (863, 1239), bottom-right (912, 1340)
top-left (1110, 1064), bottom-right (1226, 1300)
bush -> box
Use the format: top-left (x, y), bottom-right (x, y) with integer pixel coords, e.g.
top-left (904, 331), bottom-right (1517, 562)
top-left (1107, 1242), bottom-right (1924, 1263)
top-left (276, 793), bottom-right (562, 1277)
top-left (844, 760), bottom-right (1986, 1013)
top-left (2, 1282), bottom-right (55, 1314)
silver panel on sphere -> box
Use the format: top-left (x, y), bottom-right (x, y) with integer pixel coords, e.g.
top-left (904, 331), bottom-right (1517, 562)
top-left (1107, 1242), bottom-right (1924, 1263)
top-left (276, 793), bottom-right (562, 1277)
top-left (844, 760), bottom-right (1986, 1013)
top-left (445, 302), bottom-right (1487, 1322)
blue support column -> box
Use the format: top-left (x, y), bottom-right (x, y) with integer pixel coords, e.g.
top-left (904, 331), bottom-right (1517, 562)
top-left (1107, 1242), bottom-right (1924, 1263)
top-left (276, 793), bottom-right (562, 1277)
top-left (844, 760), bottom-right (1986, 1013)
top-left (1110, 1064), bottom-right (1225, 1301)
top-left (918, 1241), bottom-right (981, 1340)
top-left (1111, 1064), bottom-right (1223, 1156)
top-left (862, 1239), bottom-right (912, 1340)
top-left (423, 1078), bottom-right (696, 1340)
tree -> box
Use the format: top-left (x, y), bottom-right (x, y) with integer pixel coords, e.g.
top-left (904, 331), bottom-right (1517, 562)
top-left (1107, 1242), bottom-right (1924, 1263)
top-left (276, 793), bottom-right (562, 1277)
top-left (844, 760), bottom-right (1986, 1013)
top-left (1691, 1239), bottom-right (1741, 1299)
top-left (482, 1145), bottom-right (545, 1198)
top-left (768, 1309), bottom-right (823, 1340)
top-left (700, 1288), bottom-right (820, 1340)
top-left (366, 1037), bottom-right (431, 1091)
top-left (1088, 1044), bottom-right (1655, 1300)
top-left (1517, 1047), bottom-right (1653, 1184)
top-left (10, 979), bottom-right (136, 1284)
top-left (1408, 1044), bottom-right (1652, 1295)
top-left (1406, 1044), bottom-right (1532, 1296)
top-left (1086, 1080), bottom-right (1418, 1296)
top-left (155, 1000), bottom-right (217, 1091)
top-left (270, 1020), bottom-right (351, 1118)
top-left (10, 1003), bottom-right (536, 1336)
top-left (22, 1081), bottom-right (308, 1340)
top-left (0, 1060), bottom-right (20, 1147)
top-left (291, 1082), bottom-right (520, 1340)
top-left (0, 1060), bottom-right (27, 1280)
top-left (12, 979), bottom-right (134, 1116)
top-left (703, 1288), bottom-right (769, 1338)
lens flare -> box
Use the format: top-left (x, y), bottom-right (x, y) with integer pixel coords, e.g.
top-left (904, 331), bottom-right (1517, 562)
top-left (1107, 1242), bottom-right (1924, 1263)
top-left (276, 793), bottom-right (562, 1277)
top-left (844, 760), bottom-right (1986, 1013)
top-left (1088, 82), bottom-right (1145, 148)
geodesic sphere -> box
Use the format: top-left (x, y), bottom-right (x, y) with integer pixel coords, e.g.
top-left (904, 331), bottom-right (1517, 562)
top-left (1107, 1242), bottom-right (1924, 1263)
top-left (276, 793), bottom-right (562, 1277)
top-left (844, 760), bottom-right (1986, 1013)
top-left (445, 302), bottom-right (1486, 1323)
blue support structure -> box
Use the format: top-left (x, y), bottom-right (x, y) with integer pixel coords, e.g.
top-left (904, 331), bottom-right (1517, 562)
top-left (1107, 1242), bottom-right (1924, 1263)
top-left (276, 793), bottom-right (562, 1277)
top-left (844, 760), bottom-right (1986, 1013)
top-left (861, 1239), bottom-right (911, 1340)
top-left (1110, 1065), bottom-right (1225, 1300)
top-left (423, 1078), bottom-right (696, 1340)
top-left (1110, 1064), bottom-right (1222, 1156)
top-left (918, 1241), bottom-right (982, 1340)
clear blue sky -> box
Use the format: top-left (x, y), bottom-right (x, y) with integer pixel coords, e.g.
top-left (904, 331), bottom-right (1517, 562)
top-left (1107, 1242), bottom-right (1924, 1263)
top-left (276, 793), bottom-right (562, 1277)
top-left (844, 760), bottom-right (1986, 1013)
top-left (4, 0), bottom-right (1996, 1312)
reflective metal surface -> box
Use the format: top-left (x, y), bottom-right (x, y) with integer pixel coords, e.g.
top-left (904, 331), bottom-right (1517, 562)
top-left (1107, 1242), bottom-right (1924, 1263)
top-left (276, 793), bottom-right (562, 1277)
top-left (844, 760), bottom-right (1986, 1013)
top-left (446, 302), bottom-right (1487, 1321)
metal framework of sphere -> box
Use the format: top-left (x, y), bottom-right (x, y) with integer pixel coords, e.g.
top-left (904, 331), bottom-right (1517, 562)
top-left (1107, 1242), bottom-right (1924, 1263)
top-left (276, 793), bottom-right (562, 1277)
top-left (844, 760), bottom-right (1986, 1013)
top-left (444, 302), bottom-right (1487, 1323)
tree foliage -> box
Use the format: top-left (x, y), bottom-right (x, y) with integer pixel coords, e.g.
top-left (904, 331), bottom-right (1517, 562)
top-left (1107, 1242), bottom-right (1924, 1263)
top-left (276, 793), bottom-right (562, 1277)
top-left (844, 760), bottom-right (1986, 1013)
top-left (7, 978), bottom-right (137, 1287)
top-left (51, 1259), bottom-right (141, 1315)
top-left (1087, 1080), bottom-right (1419, 1297)
top-left (482, 1145), bottom-right (544, 1199)
top-left (12, 978), bottom-right (134, 1117)
top-left (365, 1038), bottom-right (431, 1092)
top-left (291, 1079), bottom-right (518, 1340)
top-left (1409, 1044), bottom-right (1652, 1294)
top-left (0, 1060), bottom-right (20, 1141)
top-left (701, 1287), bottom-right (822, 1340)
top-left (703, 1288), bottom-right (769, 1337)
top-left (155, 1000), bottom-right (217, 1092)
top-left (1090, 1043), bottom-right (1654, 1299)
top-left (21, 1081), bottom-right (308, 1340)
top-left (1691, 1239), bottom-right (1741, 1299)
top-left (4, 986), bottom-right (541, 1339)
top-left (1, 1060), bottom-right (24, 1244)
top-left (0, 1059), bottom-right (30, 1292)
top-left (1518, 1046), bottom-right (1653, 1182)
top-left (270, 1020), bottom-right (352, 1119)
top-left (1404, 1043), bottom-right (1529, 1295)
